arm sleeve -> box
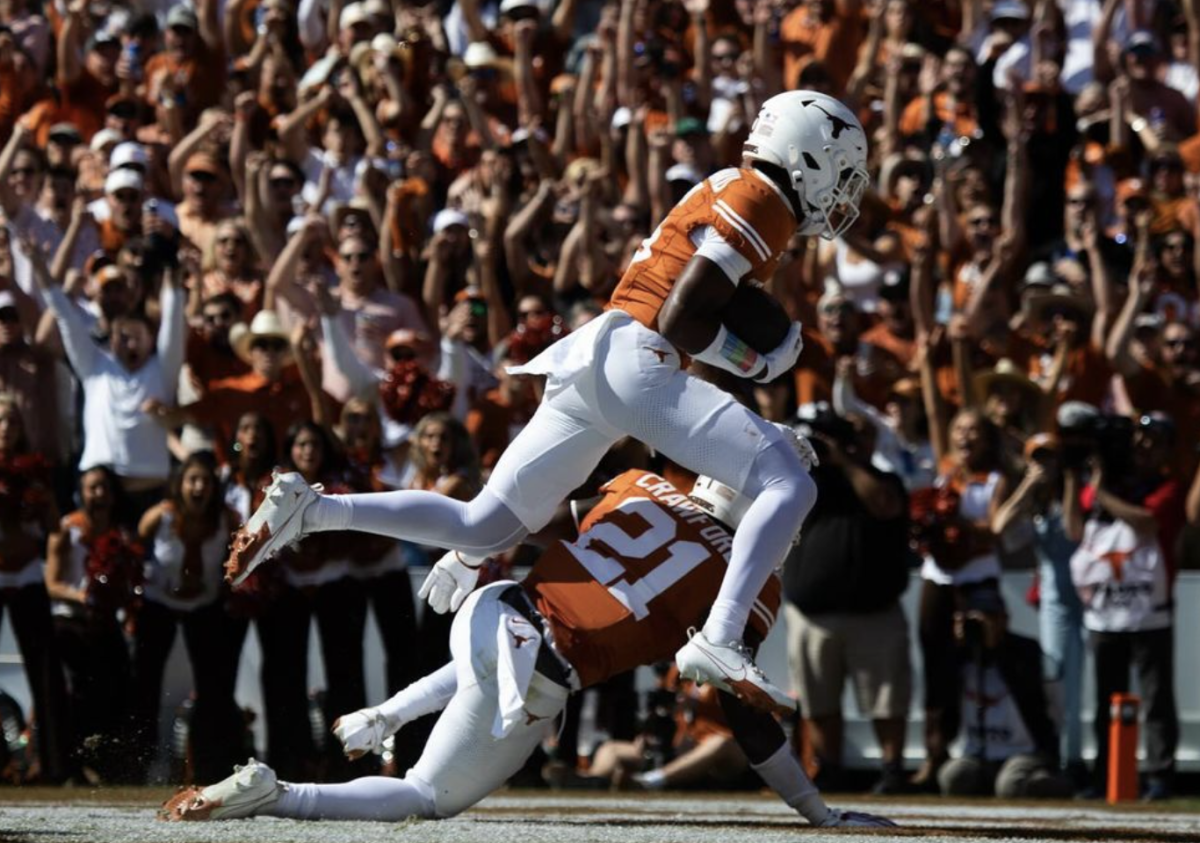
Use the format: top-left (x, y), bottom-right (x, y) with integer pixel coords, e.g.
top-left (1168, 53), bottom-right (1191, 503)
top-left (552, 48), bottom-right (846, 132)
top-left (44, 284), bottom-right (96, 378)
top-left (158, 279), bottom-right (186, 399)
top-left (689, 225), bottom-right (753, 286)
top-left (321, 313), bottom-right (380, 399)
top-left (377, 662), bottom-right (458, 728)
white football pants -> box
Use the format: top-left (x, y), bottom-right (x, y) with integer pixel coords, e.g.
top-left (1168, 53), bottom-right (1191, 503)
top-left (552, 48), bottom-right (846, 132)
top-left (268, 583), bottom-right (570, 821)
top-left (308, 313), bottom-right (815, 642)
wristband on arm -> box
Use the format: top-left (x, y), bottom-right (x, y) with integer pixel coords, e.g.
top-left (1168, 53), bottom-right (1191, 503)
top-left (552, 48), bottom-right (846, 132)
top-left (693, 324), bottom-right (766, 379)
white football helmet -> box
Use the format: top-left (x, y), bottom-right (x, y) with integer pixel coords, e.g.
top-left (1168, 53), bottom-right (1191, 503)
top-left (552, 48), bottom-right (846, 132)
top-left (743, 91), bottom-right (869, 241)
top-left (689, 476), bottom-right (751, 529)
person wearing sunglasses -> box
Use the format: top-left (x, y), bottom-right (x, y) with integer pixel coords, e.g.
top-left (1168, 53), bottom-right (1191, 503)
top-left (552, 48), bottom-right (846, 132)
top-left (165, 309), bottom-right (331, 467)
top-left (1108, 271), bottom-right (1200, 484)
top-left (175, 153), bottom-right (229, 260)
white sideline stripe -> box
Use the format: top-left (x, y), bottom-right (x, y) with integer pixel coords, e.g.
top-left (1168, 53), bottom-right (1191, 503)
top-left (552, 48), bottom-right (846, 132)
top-left (714, 201), bottom-right (769, 261)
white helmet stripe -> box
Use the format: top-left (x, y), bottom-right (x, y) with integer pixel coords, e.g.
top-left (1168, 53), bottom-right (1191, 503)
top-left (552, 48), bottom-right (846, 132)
top-left (714, 200), bottom-right (770, 261)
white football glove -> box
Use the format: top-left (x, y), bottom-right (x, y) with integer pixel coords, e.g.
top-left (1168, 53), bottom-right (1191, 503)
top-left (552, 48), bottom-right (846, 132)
top-left (755, 321), bottom-right (804, 383)
top-left (773, 422), bottom-right (820, 472)
top-left (818, 808), bottom-right (898, 828)
top-left (331, 707), bottom-right (392, 760)
top-left (418, 550), bottom-right (482, 614)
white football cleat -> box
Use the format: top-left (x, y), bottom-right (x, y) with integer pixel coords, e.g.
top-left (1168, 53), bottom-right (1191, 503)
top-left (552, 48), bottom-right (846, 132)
top-left (675, 629), bottom-right (796, 717)
top-left (225, 470), bottom-right (322, 586)
top-left (158, 758), bottom-right (282, 821)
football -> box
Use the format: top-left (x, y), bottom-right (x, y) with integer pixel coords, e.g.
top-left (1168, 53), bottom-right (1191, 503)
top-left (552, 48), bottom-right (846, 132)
top-left (723, 283), bottom-right (791, 354)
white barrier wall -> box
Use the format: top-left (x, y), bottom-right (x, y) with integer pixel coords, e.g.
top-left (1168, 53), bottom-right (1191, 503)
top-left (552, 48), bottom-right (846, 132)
top-left (3, 570), bottom-right (1198, 772)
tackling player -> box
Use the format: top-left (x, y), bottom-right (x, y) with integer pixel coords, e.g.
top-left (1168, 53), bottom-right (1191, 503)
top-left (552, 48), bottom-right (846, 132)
top-left (226, 90), bottom-right (870, 708)
top-left (162, 471), bottom-right (894, 829)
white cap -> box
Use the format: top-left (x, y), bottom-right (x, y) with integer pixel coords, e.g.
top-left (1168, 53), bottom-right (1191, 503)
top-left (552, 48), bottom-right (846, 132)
top-left (339, 2), bottom-right (368, 29)
top-left (432, 208), bottom-right (470, 233)
top-left (363, 0), bottom-right (389, 16)
top-left (499, 0), bottom-right (540, 13)
top-left (990, 0), bottom-right (1030, 20)
top-left (105, 168), bottom-right (144, 195)
top-left (463, 41), bottom-right (499, 68)
top-left (371, 33), bottom-right (399, 54)
top-left (90, 128), bottom-right (123, 153)
top-left (665, 163), bottom-right (702, 186)
top-left (611, 106), bottom-right (632, 130)
top-left (689, 476), bottom-right (751, 530)
top-left (0, 290), bottom-right (16, 311)
top-left (110, 141), bottom-right (148, 171)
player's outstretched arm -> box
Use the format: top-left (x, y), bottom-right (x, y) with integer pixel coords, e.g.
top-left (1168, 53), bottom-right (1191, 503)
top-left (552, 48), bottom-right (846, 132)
top-left (333, 663), bottom-right (459, 760)
top-left (717, 691), bottom-right (897, 828)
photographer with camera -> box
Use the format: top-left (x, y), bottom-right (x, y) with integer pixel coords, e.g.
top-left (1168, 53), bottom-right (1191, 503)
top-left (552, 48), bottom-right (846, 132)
top-left (1069, 411), bottom-right (1184, 800)
top-left (992, 430), bottom-right (1086, 783)
top-left (783, 402), bottom-right (911, 794)
top-left (937, 587), bottom-right (1072, 798)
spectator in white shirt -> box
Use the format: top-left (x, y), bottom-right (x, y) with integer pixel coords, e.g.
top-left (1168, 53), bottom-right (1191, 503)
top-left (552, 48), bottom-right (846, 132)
top-left (26, 232), bottom-right (184, 525)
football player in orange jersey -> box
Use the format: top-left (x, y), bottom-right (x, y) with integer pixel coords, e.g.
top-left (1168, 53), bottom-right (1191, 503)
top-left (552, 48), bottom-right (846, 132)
top-left (226, 90), bottom-right (870, 711)
top-left (163, 472), bottom-right (895, 829)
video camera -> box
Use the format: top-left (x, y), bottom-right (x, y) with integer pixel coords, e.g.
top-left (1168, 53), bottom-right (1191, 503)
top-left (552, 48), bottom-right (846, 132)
top-left (1058, 409), bottom-right (1133, 476)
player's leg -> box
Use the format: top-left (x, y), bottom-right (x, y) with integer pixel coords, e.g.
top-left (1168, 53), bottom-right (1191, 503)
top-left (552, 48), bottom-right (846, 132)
top-left (278, 585), bottom-right (569, 820)
top-left (593, 323), bottom-right (814, 705)
top-left (229, 399), bottom-right (618, 580)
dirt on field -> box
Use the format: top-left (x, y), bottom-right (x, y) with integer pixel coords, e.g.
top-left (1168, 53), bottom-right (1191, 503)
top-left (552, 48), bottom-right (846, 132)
top-left (1, 789), bottom-right (1198, 843)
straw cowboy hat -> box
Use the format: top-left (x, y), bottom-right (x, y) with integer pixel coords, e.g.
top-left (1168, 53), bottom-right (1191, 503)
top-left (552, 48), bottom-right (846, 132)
top-left (230, 310), bottom-right (293, 365)
top-left (973, 358), bottom-right (1042, 401)
top-left (1024, 282), bottom-right (1095, 326)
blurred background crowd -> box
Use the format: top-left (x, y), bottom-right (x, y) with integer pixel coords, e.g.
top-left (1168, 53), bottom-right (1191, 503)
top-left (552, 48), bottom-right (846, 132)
top-left (0, 0), bottom-right (1196, 806)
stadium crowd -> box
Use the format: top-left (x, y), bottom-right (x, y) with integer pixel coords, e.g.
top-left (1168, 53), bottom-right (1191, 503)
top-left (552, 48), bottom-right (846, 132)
top-left (0, 0), bottom-right (1196, 806)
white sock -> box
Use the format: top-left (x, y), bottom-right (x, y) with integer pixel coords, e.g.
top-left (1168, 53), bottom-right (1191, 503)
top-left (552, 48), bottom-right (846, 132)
top-left (303, 494), bottom-right (353, 532)
top-left (634, 769), bottom-right (667, 790)
top-left (751, 744), bottom-right (829, 825)
top-left (269, 776), bottom-right (436, 821)
top-left (706, 444), bottom-right (816, 645)
top-left (377, 663), bottom-right (458, 730)
top-left (298, 487), bottom-right (527, 555)
top-left (703, 598), bottom-right (750, 645)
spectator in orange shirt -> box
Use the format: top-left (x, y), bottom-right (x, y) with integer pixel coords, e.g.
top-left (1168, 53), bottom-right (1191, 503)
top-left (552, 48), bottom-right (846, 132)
top-left (184, 291), bottom-right (251, 395)
top-left (143, 4), bottom-right (225, 128)
top-left (177, 309), bottom-right (329, 463)
top-left (899, 45), bottom-right (980, 142)
top-left (779, 0), bottom-right (864, 95)
top-left (55, 8), bottom-right (119, 142)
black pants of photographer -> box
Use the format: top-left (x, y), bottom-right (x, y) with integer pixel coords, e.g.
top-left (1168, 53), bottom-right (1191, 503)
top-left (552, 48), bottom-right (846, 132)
top-left (258, 579), bottom-right (376, 783)
top-left (365, 569), bottom-right (423, 774)
top-left (128, 599), bottom-right (249, 784)
top-left (0, 584), bottom-right (71, 782)
top-left (54, 612), bottom-right (130, 782)
top-left (1091, 628), bottom-right (1178, 790)
top-left (255, 585), bottom-right (316, 782)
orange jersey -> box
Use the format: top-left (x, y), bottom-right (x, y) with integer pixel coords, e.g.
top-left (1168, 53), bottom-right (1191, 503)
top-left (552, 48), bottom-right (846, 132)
top-left (523, 470), bottom-right (781, 689)
top-left (608, 168), bottom-right (796, 331)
